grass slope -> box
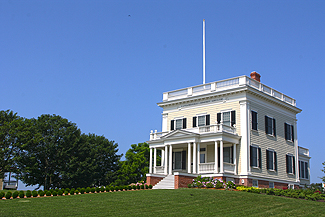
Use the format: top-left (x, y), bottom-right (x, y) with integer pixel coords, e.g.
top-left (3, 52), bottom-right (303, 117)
top-left (0, 189), bottom-right (324, 216)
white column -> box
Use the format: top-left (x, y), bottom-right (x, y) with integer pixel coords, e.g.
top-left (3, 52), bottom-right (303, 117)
top-left (197, 143), bottom-right (200, 174)
top-left (193, 142), bottom-right (196, 174)
top-left (153, 148), bottom-right (157, 173)
top-left (233, 143), bottom-right (237, 175)
top-left (161, 149), bottom-right (165, 166)
top-left (169, 145), bottom-right (173, 175)
top-left (164, 145), bottom-right (168, 175)
top-left (149, 147), bottom-right (153, 174)
top-left (294, 119), bottom-right (299, 182)
top-left (188, 143), bottom-right (191, 173)
top-left (215, 141), bottom-right (218, 173)
top-left (220, 140), bottom-right (224, 173)
top-left (240, 100), bottom-right (250, 175)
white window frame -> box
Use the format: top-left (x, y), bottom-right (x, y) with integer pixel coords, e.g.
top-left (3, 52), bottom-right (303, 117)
top-left (285, 122), bottom-right (294, 142)
top-left (250, 145), bottom-right (260, 168)
top-left (265, 115), bottom-right (276, 136)
top-left (299, 160), bottom-right (309, 179)
top-left (269, 182), bottom-right (274, 189)
top-left (286, 154), bottom-right (294, 174)
top-left (252, 180), bottom-right (258, 188)
top-left (200, 147), bottom-right (207, 163)
top-left (267, 149), bottom-right (276, 171)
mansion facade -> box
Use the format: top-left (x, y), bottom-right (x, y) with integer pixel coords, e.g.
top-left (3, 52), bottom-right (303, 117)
top-left (146, 72), bottom-right (310, 189)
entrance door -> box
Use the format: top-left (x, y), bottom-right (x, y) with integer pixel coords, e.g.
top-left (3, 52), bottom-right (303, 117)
top-left (173, 151), bottom-right (187, 170)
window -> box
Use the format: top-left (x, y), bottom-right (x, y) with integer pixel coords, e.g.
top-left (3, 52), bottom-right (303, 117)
top-left (217, 111), bottom-right (236, 127)
top-left (251, 111), bottom-right (258, 130)
top-left (193, 114), bottom-right (210, 127)
top-left (286, 154), bottom-right (295, 174)
top-left (266, 149), bottom-right (277, 171)
top-left (200, 148), bottom-right (206, 163)
top-left (299, 161), bottom-right (309, 179)
top-left (223, 147), bottom-right (233, 163)
top-left (170, 118), bottom-right (186, 130)
top-left (252, 180), bottom-right (258, 187)
top-left (285, 123), bottom-right (294, 142)
top-left (265, 116), bottom-right (276, 136)
top-left (269, 182), bottom-right (274, 189)
top-left (250, 146), bottom-right (261, 168)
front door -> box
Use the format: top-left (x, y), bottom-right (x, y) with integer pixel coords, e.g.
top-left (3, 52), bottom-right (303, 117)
top-left (173, 151), bottom-right (186, 170)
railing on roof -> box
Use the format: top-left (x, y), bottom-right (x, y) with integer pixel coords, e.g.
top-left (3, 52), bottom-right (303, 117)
top-left (298, 146), bottom-right (309, 157)
top-left (162, 76), bottom-right (296, 107)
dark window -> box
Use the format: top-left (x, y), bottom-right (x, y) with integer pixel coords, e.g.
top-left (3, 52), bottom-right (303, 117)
top-left (285, 123), bottom-right (294, 142)
top-left (252, 111), bottom-right (258, 130)
top-left (250, 146), bottom-right (261, 168)
top-left (265, 116), bottom-right (276, 136)
top-left (223, 147), bottom-right (233, 163)
top-left (217, 111), bottom-right (236, 127)
top-left (171, 118), bottom-right (187, 131)
top-left (193, 115), bottom-right (210, 127)
top-left (286, 154), bottom-right (295, 174)
top-left (266, 149), bottom-right (277, 171)
top-left (299, 161), bottom-right (308, 179)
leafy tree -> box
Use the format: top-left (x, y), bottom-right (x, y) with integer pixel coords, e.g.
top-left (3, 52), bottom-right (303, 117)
top-left (16, 114), bottom-right (81, 190)
top-left (322, 162), bottom-right (325, 183)
top-left (115, 142), bottom-right (150, 185)
top-left (0, 110), bottom-right (26, 179)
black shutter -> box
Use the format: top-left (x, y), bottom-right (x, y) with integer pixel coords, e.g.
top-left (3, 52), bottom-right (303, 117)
top-left (286, 155), bottom-right (289, 173)
top-left (265, 116), bottom-right (268, 134)
top-left (266, 150), bottom-right (269, 170)
top-left (231, 111), bottom-right (236, 126)
top-left (274, 152), bottom-right (277, 171)
top-left (193, 117), bottom-right (197, 127)
top-left (305, 162), bottom-right (308, 179)
top-left (182, 151), bottom-right (186, 170)
top-left (250, 146), bottom-right (253, 167)
top-left (293, 156), bottom-right (296, 175)
top-left (171, 120), bottom-right (174, 131)
top-left (183, 118), bottom-right (187, 129)
top-left (258, 147), bottom-right (262, 169)
top-left (285, 123), bottom-right (288, 140)
top-left (206, 114), bottom-right (210, 126)
top-left (217, 113), bottom-right (221, 124)
top-left (291, 125), bottom-right (294, 142)
top-left (252, 111), bottom-right (257, 130)
top-left (218, 147), bottom-right (220, 168)
top-left (299, 161), bottom-right (301, 178)
top-left (231, 146), bottom-right (233, 164)
top-left (273, 118), bottom-right (276, 136)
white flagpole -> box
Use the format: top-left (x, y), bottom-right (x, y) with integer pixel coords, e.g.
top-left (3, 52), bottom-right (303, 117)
top-left (203, 19), bottom-right (206, 84)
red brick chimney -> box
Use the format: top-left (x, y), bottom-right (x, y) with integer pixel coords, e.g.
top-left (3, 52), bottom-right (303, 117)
top-left (250, 71), bottom-right (261, 82)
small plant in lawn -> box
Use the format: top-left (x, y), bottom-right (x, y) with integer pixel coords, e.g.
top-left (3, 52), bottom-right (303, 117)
top-left (140, 185), bottom-right (144, 189)
top-left (149, 185), bottom-right (153, 189)
top-left (32, 190), bottom-right (38, 197)
top-left (0, 191), bottom-right (5, 198)
top-left (119, 186), bottom-right (124, 191)
top-left (75, 190), bottom-right (80, 194)
top-left (5, 191), bottom-right (12, 199)
top-left (128, 185), bottom-right (132, 190)
top-left (52, 191), bottom-right (57, 196)
top-left (100, 186), bottom-right (105, 192)
top-left (80, 188), bottom-right (85, 194)
top-left (64, 191), bottom-right (69, 195)
top-left (77, 187), bottom-right (81, 192)
top-left (65, 188), bottom-right (70, 192)
top-left (58, 190), bottom-right (63, 196)
top-left (26, 190), bottom-right (32, 198)
top-left (46, 191), bottom-right (52, 196)
top-left (132, 185), bottom-right (136, 190)
top-left (145, 185), bottom-right (149, 189)
top-left (96, 187), bottom-right (100, 193)
top-left (86, 187), bottom-right (91, 193)
top-left (39, 191), bottom-right (45, 196)
top-left (12, 191), bottom-right (19, 199)
top-left (38, 190), bottom-right (43, 194)
top-left (105, 186), bottom-right (110, 192)
top-left (19, 191), bottom-right (25, 198)
top-left (114, 186), bottom-right (119, 191)
top-left (70, 189), bottom-right (75, 195)
top-left (136, 185), bottom-right (140, 190)
top-left (110, 186), bottom-right (115, 192)
top-left (91, 187), bottom-right (96, 193)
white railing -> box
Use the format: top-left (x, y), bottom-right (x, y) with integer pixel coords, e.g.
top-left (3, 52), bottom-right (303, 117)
top-left (224, 163), bottom-right (235, 174)
top-left (298, 146), bottom-right (309, 157)
top-left (199, 162), bottom-right (215, 173)
top-left (155, 166), bottom-right (165, 174)
top-left (162, 76), bottom-right (297, 107)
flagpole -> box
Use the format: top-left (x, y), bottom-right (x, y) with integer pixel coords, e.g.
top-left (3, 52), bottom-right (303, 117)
top-left (203, 19), bottom-right (206, 84)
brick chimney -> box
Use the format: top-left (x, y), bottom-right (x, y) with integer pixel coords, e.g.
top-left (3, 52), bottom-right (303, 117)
top-left (250, 71), bottom-right (261, 82)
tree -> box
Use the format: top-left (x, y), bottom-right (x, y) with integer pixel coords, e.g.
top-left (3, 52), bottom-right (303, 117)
top-left (115, 142), bottom-right (150, 185)
top-left (322, 162), bottom-right (325, 183)
top-left (0, 110), bottom-right (26, 180)
top-left (16, 114), bottom-right (81, 190)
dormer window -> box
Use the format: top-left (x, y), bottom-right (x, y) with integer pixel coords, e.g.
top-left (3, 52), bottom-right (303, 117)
top-left (193, 114), bottom-right (210, 127)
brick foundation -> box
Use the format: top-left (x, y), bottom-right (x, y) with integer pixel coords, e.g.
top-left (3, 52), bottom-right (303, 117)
top-left (146, 176), bottom-right (164, 186)
top-left (175, 175), bottom-right (195, 189)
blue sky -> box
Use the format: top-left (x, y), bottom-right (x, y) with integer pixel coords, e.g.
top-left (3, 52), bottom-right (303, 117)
top-left (1, 0), bottom-right (324, 189)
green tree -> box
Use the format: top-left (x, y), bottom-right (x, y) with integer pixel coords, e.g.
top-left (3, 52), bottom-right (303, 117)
top-left (16, 114), bottom-right (81, 190)
top-left (322, 162), bottom-right (325, 183)
top-left (0, 110), bottom-right (26, 179)
top-left (115, 142), bottom-right (150, 185)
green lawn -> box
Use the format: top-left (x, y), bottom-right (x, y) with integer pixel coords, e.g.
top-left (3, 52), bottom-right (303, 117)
top-left (0, 189), bottom-right (324, 216)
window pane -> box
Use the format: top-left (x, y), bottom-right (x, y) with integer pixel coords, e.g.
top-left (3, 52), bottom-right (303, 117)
top-left (223, 112), bottom-right (230, 126)
top-left (175, 119), bottom-right (183, 130)
top-left (267, 117), bottom-right (273, 134)
top-left (267, 151), bottom-right (274, 170)
top-left (288, 156), bottom-right (292, 173)
top-left (200, 153), bottom-right (205, 163)
top-left (198, 116), bottom-right (206, 126)
top-left (251, 147), bottom-right (257, 167)
top-left (224, 147), bottom-right (231, 163)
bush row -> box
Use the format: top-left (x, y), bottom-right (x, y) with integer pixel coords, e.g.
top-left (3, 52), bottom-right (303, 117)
top-left (187, 176), bottom-right (236, 190)
top-left (0, 184), bottom-right (153, 200)
top-left (236, 186), bottom-right (325, 201)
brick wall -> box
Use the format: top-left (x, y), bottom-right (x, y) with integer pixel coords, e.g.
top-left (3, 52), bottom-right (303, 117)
top-left (175, 175), bottom-right (196, 189)
top-left (146, 176), bottom-right (164, 187)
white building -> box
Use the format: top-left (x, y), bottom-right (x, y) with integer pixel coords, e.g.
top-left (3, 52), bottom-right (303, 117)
top-left (146, 72), bottom-right (310, 189)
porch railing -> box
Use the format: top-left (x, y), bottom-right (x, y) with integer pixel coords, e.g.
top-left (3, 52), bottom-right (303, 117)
top-left (199, 162), bottom-right (215, 173)
top-left (224, 162), bottom-right (235, 174)
top-left (155, 166), bottom-right (165, 174)
top-left (198, 124), bottom-right (236, 134)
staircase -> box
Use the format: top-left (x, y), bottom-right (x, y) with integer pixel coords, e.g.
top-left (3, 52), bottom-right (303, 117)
top-left (152, 175), bottom-right (175, 189)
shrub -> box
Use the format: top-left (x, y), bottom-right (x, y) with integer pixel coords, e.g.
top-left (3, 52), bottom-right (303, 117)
top-left (86, 187), bottom-right (91, 193)
top-left (38, 190), bottom-right (43, 194)
top-left (105, 186), bottom-right (110, 191)
top-left (64, 191), bottom-right (69, 195)
top-left (39, 191), bottom-right (45, 196)
top-left (19, 191), bottom-right (25, 198)
top-left (26, 191), bottom-right (32, 198)
top-left (65, 188), bottom-right (70, 192)
top-left (149, 185), bottom-right (153, 189)
top-left (77, 187), bottom-right (81, 192)
top-left (0, 191), bottom-right (5, 198)
top-left (32, 191), bottom-right (38, 197)
top-left (75, 190), bottom-right (80, 194)
top-left (136, 185), bottom-right (140, 190)
top-left (80, 188), bottom-right (85, 194)
top-left (5, 191), bottom-right (12, 199)
top-left (266, 189), bottom-right (275, 195)
top-left (46, 191), bottom-right (51, 196)
top-left (91, 187), bottom-right (96, 193)
top-left (58, 190), bottom-right (63, 196)
top-left (12, 191), bottom-right (19, 199)
top-left (70, 189), bottom-right (75, 195)
top-left (52, 191), bottom-right (57, 196)
top-left (114, 186), bottom-right (119, 191)
top-left (132, 185), bottom-right (136, 190)
top-left (96, 187), bottom-right (100, 193)
top-left (140, 185), bottom-right (144, 189)
top-left (49, 189), bottom-right (54, 194)
top-left (100, 186), bottom-right (105, 192)
top-left (145, 185), bottom-right (149, 189)
top-left (110, 186), bottom-right (115, 192)
top-left (298, 192), bottom-right (305, 199)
